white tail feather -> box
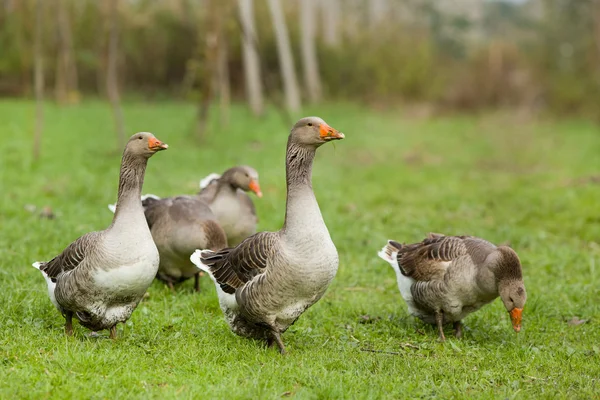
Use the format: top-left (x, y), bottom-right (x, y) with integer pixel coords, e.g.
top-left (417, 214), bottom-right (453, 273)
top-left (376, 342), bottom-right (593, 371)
top-left (190, 249), bottom-right (211, 274)
top-left (32, 261), bottom-right (60, 309)
top-left (107, 203), bottom-right (116, 213)
top-left (190, 249), bottom-right (238, 309)
top-left (199, 173), bottom-right (221, 189)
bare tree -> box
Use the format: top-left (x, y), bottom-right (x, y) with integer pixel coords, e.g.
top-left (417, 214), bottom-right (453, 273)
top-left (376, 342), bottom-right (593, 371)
top-left (237, 0), bottom-right (264, 116)
top-left (321, 0), bottom-right (341, 47)
top-left (369, 0), bottom-right (388, 29)
top-left (55, 0), bottom-right (78, 104)
top-left (33, 0), bottom-right (44, 161)
top-left (217, 30), bottom-right (231, 125)
top-left (196, 0), bottom-right (219, 140)
top-left (106, 0), bottom-right (125, 146)
top-left (267, 0), bottom-right (301, 113)
top-left (300, 0), bottom-right (321, 103)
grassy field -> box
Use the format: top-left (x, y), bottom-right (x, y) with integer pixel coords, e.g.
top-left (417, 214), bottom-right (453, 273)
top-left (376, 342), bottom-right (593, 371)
top-left (1, 100), bottom-right (599, 399)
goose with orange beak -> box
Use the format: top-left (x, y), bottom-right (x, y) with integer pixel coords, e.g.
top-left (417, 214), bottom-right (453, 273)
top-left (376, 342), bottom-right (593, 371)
top-left (378, 233), bottom-right (527, 341)
top-left (197, 165), bottom-right (264, 246)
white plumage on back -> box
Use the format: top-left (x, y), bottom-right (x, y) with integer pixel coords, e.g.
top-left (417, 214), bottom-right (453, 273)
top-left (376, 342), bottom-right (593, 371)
top-left (199, 173), bottom-right (221, 189)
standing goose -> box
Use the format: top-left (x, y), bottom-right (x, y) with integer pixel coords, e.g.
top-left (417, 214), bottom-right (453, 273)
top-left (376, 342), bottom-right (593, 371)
top-left (142, 195), bottom-right (228, 292)
top-left (33, 132), bottom-right (168, 338)
top-left (197, 166), bottom-right (262, 246)
top-left (378, 233), bottom-right (527, 341)
top-left (191, 117), bottom-right (344, 354)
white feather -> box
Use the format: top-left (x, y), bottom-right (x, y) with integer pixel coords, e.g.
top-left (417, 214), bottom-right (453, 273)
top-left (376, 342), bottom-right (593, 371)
top-left (199, 173), bottom-right (221, 189)
top-left (141, 194), bottom-right (160, 201)
top-left (190, 249), bottom-right (238, 310)
top-left (107, 194), bottom-right (160, 214)
top-left (32, 261), bottom-right (60, 310)
top-left (378, 241), bottom-right (418, 315)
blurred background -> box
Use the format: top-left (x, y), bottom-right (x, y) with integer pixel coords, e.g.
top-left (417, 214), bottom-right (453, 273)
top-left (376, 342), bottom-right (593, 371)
top-left (1, 0), bottom-right (599, 145)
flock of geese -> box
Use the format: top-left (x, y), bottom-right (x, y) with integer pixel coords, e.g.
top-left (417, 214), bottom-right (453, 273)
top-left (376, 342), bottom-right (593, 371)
top-left (33, 116), bottom-right (527, 354)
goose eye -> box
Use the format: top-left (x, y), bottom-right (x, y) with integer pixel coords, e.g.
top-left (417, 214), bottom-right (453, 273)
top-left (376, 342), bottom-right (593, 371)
top-left (138, 136), bottom-right (143, 140)
top-left (307, 123), bottom-right (313, 127)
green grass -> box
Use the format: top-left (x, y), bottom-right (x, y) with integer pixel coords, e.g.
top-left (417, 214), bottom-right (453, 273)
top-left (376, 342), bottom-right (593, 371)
top-left (1, 100), bottom-right (599, 399)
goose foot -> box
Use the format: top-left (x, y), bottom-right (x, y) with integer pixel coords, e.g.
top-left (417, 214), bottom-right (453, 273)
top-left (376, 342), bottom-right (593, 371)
top-left (109, 325), bottom-right (117, 340)
top-left (435, 311), bottom-right (446, 342)
top-left (453, 321), bottom-right (463, 339)
top-left (194, 273), bottom-right (201, 293)
top-left (64, 311), bottom-right (73, 336)
top-left (269, 330), bottom-right (286, 355)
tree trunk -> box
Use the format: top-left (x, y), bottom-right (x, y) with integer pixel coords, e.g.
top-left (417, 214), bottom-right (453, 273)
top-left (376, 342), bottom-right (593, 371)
top-left (369, 0), bottom-right (387, 29)
top-left (300, 0), bottom-right (321, 103)
top-left (237, 0), bottom-right (264, 116)
top-left (55, 0), bottom-right (78, 104)
top-left (217, 33), bottom-right (231, 125)
top-left (196, 0), bottom-right (219, 140)
top-left (321, 0), bottom-right (341, 47)
top-left (106, 0), bottom-right (125, 147)
top-left (33, 0), bottom-right (44, 161)
top-left (267, 0), bottom-right (301, 114)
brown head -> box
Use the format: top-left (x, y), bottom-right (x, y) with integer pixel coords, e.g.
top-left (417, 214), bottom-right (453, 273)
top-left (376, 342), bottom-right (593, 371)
top-left (222, 166), bottom-right (263, 198)
top-left (125, 132), bottom-right (168, 158)
top-left (493, 246), bottom-right (527, 333)
top-left (289, 117), bottom-right (344, 148)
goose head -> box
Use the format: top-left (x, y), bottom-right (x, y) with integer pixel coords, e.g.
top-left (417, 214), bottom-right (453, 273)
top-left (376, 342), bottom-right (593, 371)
top-left (227, 166), bottom-right (263, 198)
top-left (289, 117), bottom-right (344, 148)
top-left (495, 246), bottom-right (527, 333)
top-left (126, 132), bottom-right (168, 158)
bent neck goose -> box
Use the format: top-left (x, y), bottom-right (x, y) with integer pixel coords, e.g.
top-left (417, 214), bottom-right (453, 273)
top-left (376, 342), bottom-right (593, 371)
top-left (142, 195), bottom-right (228, 292)
top-left (198, 166), bottom-right (262, 246)
top-left (378, 233), bottom-right (527, 341)
top-left (33, 132), bottom-right (168, 338)
top-left (191, 117), bottom-right (344, 354)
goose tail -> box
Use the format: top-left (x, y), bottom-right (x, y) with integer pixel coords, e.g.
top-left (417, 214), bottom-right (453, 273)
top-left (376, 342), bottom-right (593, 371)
top-left (32, 261), bottom-right (60, 310)
top-left (199, 173), bottom-right (221, 189)
top-left (377, 240), bottom-right (403, 267)
top-left (190, 249), bottom-right (216, 275)
top-left (190, 249), bottom-right (238, 309)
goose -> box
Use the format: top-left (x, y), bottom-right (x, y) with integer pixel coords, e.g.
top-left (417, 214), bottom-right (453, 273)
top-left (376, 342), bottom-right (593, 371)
top-left (378, 233), bottom-right (527, 341)
top-left (191, 117), bottom-right (344, 354)
top-left (197, 166), bottom-right (262, 246)
top-left (142, 195), bottom-right (228, 292)
top-left (33, 132), bottom-right (168, 338)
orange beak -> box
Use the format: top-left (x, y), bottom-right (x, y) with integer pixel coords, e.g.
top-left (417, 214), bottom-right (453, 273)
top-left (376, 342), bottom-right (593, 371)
top-left (319, 123), bottom-right (345, 141)
top-left (148, 137), bottom-right (169, 151)
top-left (248, 179), bottom-right (263, 198)
top-left (509, 307), bottom-right (523, 333)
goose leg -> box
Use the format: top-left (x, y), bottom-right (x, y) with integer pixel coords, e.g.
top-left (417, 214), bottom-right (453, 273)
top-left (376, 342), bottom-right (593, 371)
top-left (453, 321), bottom-right (463, 339)
top-left (167, 281), bottom-right (175, 293)
top-left (109, 325), bottom-right (117, 340)
top-left (194, 273), bottom-right (201, 292)
top-left (64, 311), bottom-right (74, 336)
top-left (270, 330), bottom-right (286, 355)
top-left (435, 311), bottom-right (446, 342)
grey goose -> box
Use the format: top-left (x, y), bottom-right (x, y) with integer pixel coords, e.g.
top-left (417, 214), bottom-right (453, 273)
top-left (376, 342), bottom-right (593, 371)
top-left (197, 165), bottom-right (262, 246)
top-left (191, 117), bottom-right (344, 354)
top-left (378, 233), bottom-right (527, 341)
top-left (33, 132), bottom-right (168, 338)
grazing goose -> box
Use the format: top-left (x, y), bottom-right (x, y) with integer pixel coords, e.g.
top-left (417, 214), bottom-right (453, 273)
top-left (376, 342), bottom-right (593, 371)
top-left (191, 117), bottom-right (344, 354)
top-left (378, 233), bottom-right (527, 341)
top-left (142, 195), bottom-right (228, 292)
top-left (197, 166), bottom-right (262, 246)
top-left (33, 132), bottom-right (168, 338)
